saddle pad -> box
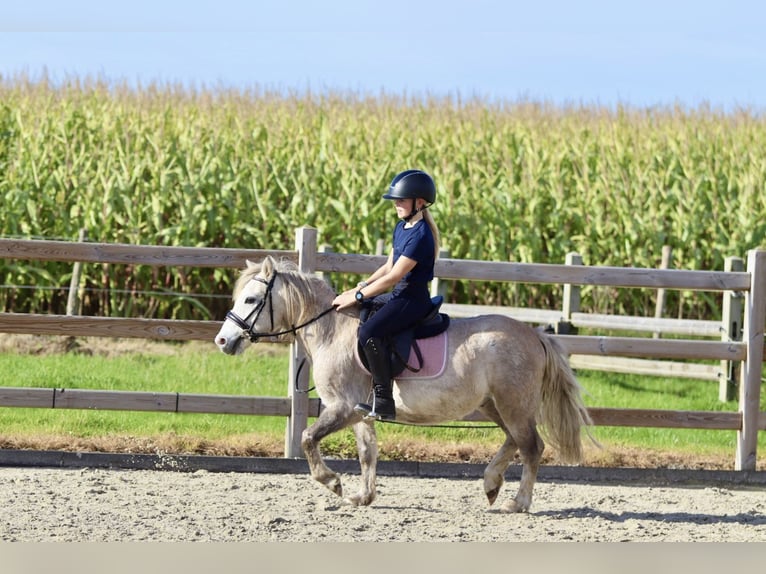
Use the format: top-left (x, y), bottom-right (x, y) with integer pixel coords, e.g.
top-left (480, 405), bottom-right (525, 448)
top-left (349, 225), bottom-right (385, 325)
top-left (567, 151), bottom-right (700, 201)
top-left (355, 331), bottom-right (448, 380)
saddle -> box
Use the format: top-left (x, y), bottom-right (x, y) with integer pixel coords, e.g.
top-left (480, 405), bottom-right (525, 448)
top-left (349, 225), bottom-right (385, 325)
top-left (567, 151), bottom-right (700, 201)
top-left (357, 295), bottom-right (451, 377)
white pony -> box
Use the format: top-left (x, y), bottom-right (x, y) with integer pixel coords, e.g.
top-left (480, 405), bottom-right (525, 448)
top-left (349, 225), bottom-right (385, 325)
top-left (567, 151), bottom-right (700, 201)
top-left (215, 256), bottom-right (594, 512)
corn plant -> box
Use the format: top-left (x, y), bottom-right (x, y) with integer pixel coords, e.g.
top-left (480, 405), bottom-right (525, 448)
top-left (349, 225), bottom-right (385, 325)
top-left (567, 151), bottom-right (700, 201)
top-left (1, 75), bottom-right (764, 320)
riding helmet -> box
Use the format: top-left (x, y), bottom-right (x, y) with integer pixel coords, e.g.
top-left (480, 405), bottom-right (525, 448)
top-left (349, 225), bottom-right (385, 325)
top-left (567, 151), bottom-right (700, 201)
top-left (383, 170), bottom-right (436, 204)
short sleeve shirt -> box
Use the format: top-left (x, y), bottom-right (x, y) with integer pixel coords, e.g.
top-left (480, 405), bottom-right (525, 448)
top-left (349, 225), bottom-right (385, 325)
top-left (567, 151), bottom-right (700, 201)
top-left (391, 219), bottom-right (435, 296)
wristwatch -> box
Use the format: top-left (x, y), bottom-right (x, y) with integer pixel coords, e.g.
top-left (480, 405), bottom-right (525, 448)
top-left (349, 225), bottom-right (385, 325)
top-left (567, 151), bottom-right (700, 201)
top-left (355, 291), bottom-right (365, 303)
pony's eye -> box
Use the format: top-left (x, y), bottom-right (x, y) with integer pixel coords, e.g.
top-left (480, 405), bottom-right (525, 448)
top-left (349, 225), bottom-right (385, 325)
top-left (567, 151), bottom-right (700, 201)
top-left (244, 296), bottom-right (257, 305)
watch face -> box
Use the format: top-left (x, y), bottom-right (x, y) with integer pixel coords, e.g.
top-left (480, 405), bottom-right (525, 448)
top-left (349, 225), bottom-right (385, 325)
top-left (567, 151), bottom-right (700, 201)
top-left (355, 291), bottom-right (363, 301)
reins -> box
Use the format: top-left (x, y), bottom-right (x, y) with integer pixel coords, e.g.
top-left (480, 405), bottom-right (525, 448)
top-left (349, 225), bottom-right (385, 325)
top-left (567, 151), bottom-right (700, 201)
top-left (225, 270), bottom-right (335, 343)
top-left (236, 305), bottom-right (335, 342)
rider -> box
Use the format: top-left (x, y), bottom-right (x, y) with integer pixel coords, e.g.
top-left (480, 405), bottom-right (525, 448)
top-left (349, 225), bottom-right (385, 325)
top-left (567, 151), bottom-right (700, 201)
top-left (333, 169), bottom-right (440, 420)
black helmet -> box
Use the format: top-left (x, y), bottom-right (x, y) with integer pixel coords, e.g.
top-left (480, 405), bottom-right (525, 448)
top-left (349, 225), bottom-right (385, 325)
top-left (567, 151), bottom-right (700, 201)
top-left (383, 170), bottom-right (436, 204)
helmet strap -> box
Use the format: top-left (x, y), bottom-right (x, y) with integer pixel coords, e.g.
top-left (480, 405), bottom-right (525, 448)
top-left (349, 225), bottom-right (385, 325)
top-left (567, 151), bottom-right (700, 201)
top-left (402, 200), bottom-right (426, 222)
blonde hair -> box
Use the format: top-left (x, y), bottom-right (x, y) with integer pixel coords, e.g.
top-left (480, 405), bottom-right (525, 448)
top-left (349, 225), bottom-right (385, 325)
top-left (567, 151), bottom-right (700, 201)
top-left (423, 208), bottom-right (441, 261)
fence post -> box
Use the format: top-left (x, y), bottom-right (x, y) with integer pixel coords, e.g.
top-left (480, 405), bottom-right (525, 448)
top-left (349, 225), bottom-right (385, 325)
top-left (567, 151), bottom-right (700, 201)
top-left (735, 249), bottom-right (766, 471)
top-left (430, 248), bottom-right (450, 299)
top-left (285, 226), bottom-right (318, 458)
top-left (652, 245), bottom-right (672, 338)
top-left (317, 244), bottom-right (334, 287)
top-left (719, 256), bottom-right (744, 402)
top-left (557, 252), bottom-right (582, 334)
top-left (64, 228), bottom-right (88, 352)
top-left (66, 228), bottom-right (88, 316)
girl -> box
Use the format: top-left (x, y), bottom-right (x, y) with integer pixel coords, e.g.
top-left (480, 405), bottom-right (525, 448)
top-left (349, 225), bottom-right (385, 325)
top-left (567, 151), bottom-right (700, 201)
top-left (333, 169), bottom-right (440, 420)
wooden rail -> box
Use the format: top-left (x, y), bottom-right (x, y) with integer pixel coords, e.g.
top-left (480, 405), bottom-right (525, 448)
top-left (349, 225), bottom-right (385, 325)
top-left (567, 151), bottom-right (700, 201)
top-left (2, 387), bottom-right (763, 431)
top-left (316, 250), bottom-right (752, 290)
top-left (0, 386), bottom-right (322, 416)
top-left (0, 239), bottom-right (295, 269)
top-left (0, 314), bottom-right (746, 360)
top-left (0, 229), bottom-right (764, 470)
top-left (0, 236), bottom-right (751, 289)
top-left (0, 313), bottom-right (220, 341)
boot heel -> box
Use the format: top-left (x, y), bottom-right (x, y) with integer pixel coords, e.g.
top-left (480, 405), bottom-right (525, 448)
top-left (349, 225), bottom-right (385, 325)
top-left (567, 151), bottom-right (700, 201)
top-left (354, 398), bottom-right (396, 421)
top-left (354, 402), bottom-right (373, 417)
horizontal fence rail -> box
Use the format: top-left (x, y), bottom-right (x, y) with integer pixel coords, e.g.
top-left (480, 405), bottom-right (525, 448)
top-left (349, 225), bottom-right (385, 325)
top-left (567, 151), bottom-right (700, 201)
top-left (315, 250), bottom-right (753, 291)
top-left (0, 239), bottom-right (297, 269)
top-left (0, 229), bottom-right (764, 471)
top-left (0, 387), bottom-right (322, 416)
top-left (568, 355), bottom-right (720, 381)
top-left (0, 237), bottom-right (753, 289)
top-left (2, 387), bottom-right (763, 431)
top-left (0, 313), bottom-right (749, 361)
top-left (0, 313), bottom-right (220, 341)
top-left (569, 313), bottom-right (723, 337)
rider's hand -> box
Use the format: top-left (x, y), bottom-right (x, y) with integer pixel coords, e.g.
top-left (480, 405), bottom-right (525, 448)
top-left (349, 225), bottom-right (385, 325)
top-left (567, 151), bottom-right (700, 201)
top-left (332, 289), bottom-right (358, 311)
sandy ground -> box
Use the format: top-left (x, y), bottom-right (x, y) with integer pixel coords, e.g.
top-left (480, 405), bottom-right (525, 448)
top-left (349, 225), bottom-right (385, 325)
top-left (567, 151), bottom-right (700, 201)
top-left (1, 466), bottom-right (765, 542)
top-left (2, 336), bottom-right (765, 544)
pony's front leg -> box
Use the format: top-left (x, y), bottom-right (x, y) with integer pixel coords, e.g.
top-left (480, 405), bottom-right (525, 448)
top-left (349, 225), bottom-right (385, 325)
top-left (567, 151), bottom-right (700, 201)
top-left (301, 407), bottom-right (355, 499)
top-left (345, 420), bottom-right (379, 506)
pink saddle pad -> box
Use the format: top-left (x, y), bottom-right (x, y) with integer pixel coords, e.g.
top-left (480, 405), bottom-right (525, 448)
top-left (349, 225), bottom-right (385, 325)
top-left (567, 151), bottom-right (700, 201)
top-left (355, 331), bottom-right (448, 380)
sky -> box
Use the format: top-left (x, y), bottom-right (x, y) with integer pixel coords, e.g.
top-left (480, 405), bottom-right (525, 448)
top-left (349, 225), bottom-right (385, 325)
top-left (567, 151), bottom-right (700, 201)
top-left (2, 0), bottom-right (766, 111)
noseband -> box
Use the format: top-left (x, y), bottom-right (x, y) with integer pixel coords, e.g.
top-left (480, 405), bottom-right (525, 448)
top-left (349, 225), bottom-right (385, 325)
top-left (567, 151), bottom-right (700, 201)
top-left (224, 270), bottom-right (334, 342)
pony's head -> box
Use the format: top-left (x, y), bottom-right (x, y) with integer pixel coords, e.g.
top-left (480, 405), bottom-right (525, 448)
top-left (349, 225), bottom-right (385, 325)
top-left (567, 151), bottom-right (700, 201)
top-left (215, 256), bottom-right (288, 355)
top-left (215, 256), bottom-right (334, 355)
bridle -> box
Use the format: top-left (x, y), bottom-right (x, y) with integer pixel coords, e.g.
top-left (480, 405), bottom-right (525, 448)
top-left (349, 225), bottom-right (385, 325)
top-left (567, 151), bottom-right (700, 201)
top-left (224, 270), bottom-right (335, 343)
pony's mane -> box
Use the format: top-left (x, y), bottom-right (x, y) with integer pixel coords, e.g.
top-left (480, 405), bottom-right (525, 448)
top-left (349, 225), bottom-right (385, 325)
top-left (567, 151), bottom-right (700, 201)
top-left (233, 258), bottom-right (336, 325)
top-left (232, 259), bottom-right (294, 299)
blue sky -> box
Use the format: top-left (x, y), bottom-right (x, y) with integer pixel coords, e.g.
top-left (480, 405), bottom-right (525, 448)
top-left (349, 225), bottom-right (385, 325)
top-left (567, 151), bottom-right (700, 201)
top-left (2, 0), bottom-right (765, 110)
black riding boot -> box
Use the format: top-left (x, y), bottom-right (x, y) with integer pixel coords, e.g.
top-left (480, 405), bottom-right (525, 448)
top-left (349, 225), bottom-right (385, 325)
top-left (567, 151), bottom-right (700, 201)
top-left (354, 337), bottom-right (396, 421)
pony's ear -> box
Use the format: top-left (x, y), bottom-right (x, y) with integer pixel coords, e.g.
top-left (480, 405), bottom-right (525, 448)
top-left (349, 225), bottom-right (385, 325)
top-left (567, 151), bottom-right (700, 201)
top-left (260, 255), bottom-right (276, 277)
top-left (245, 259), bottom-right (259, 270)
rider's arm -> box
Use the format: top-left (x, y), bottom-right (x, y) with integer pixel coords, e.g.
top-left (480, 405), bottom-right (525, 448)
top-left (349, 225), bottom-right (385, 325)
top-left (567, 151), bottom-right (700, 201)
top-left (359, 251), bottom-right (393, 287)
top-left (333, 251), bottom-right (416, 310)
top-left (358, 255), bottom-right (415, 299)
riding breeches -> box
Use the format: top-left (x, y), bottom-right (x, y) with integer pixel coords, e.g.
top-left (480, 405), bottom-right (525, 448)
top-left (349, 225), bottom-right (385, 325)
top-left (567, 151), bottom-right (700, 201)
top-left (358, 293), bottom-right (433, 344)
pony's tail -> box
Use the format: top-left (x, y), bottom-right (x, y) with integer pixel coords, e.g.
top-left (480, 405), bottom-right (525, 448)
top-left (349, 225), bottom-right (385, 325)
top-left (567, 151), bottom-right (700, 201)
top-left (536, 331), bottom-right (598, 464)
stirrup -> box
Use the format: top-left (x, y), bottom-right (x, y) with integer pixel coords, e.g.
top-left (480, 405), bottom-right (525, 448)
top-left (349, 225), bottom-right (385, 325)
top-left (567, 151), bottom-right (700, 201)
top-left (354, 402), bottom-right (396, 421)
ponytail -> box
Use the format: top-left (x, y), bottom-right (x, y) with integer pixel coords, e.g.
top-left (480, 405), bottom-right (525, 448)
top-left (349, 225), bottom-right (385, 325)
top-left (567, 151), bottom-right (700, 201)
top-left (423, 209), bottom-right (441, 261)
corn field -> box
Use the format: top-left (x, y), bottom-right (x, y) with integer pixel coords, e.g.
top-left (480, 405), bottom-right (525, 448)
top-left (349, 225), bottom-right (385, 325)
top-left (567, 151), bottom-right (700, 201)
top-left (1, 75), bottom-right (765, 321)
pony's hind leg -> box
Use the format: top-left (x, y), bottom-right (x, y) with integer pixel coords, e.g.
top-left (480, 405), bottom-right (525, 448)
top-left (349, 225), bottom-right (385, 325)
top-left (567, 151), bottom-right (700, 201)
top-left (478, 400), bottom-right (518, 506)
top-left (484, 436), bottom-right (518, 506)
top-left (500, 420), bottom-right (544, 513)
top-left (481, 397), bottom-right (544, 512)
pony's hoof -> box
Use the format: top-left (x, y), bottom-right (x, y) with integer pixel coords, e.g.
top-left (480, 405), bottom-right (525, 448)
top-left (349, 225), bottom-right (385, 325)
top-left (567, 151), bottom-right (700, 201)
top-left (324, 477), bottom-right (343, 498)
top-left (485, 487), bottom-right (500, 506)
top-left (500, 500), bottom-right (529, 514)
top-left (344, 492), bottom-right (375, 507)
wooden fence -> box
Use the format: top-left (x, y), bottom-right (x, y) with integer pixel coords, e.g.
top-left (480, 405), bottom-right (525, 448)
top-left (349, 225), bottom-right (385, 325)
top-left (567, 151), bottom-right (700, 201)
top-left (0, 227), bottom-right (764, 471)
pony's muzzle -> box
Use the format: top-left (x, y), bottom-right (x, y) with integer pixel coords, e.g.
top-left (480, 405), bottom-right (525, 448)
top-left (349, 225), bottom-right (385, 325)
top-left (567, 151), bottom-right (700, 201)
top-left (214, 332), bottom-right (247, 355)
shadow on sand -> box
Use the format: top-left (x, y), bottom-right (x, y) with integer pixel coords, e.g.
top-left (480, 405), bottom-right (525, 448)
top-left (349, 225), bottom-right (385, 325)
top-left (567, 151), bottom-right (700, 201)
top-left (534, 506), bottom-right (766, 526)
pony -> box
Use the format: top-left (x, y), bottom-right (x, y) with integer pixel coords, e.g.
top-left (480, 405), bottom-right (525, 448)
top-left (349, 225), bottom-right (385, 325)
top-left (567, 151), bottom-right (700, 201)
top-left (214, 256), bottom-right (594, 512)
